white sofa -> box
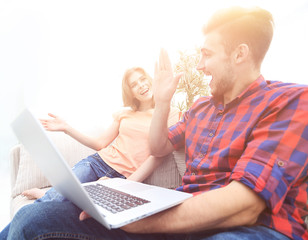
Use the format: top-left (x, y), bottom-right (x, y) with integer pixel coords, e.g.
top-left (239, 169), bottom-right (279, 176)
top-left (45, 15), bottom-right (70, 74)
top-left (9, 132), bottom-right (186, 219)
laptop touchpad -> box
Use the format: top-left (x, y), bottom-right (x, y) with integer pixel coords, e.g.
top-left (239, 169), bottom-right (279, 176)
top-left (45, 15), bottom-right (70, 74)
top-left (119, 182), bottom-right (153, 192)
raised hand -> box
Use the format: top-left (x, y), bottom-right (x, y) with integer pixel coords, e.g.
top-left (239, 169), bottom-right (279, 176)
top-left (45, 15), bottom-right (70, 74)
top-left (153, 49), bottom-right (182, 105)
top-left (40, 113), bottom-right (68, 132)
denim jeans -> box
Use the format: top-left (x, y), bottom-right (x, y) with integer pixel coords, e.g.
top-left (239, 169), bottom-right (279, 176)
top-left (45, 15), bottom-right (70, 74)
top-left (0, 200), bottom-right (290, 240)
top-left (37, 153), bottom-right (125, 202)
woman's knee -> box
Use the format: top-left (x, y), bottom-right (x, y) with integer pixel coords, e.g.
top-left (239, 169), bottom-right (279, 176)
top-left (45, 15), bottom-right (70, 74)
top-left (72, 158), bottom-right (97, 183)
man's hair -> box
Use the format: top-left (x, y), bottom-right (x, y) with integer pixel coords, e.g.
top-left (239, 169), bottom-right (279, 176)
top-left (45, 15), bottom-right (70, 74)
top-left (122, 67), bottom-right (154, 111)
top-left (203, 6), bottom-right (274, 67)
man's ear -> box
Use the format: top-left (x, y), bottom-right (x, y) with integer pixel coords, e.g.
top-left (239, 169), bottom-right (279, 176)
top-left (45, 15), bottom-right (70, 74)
top-left (233, 44), bottom-right (249, 64)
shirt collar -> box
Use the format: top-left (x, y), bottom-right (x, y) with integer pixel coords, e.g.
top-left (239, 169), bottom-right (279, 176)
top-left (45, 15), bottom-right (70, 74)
top-left (210, 75), bottom-right (266, 111)
top-left (236, 75), bottom-right (266, 101)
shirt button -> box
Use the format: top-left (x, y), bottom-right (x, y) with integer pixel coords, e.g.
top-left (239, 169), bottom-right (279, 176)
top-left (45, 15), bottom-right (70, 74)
top-left (199, 154), bottom-right (204, 158)
top-left (209, 132), bottom-right (214, 137)
top-left (277, 161), bottom-right (284, 167)
top-left (191, 172), bottom-right (196, 176)
top-left (219, 112), bottom-right (223, 116)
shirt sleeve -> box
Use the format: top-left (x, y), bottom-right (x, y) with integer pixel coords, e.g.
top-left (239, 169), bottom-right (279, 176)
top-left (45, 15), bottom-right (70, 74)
top-left (231, 87), bottom-right (308, 214)
top-left (168, 108), bottom-right (190, 150)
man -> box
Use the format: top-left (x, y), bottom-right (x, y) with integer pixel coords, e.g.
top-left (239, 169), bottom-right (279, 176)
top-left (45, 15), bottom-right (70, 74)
top-left (122, 6), bottom-right (308, 239)
top-left (1, 6), bottom-right (307, 240)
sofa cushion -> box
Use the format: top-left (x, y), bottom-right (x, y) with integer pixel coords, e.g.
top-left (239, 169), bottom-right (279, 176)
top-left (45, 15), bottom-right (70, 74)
top-left (143, 153), bottom-right (182, 189)
top-left (11, 145), bottom-right (51, 198)
top-left (10, 187), bottom-right (51, 218)
top-left (11, 133), bottom-right (95, 198)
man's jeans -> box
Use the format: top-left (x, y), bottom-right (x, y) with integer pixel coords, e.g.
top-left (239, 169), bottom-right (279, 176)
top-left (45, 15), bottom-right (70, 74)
top-left (0, 200), bottom-right (290, 240)
top-left (37, 153), bottom-right (125, 202)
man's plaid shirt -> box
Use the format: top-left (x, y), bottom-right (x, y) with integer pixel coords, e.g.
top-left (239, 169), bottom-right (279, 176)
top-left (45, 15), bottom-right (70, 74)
top-left (168, 76), bottom-right (308, 239)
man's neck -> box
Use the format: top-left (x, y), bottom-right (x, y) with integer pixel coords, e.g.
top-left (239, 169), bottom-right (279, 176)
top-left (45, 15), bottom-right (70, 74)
top-left (223, 69), bottom-right (261, 106)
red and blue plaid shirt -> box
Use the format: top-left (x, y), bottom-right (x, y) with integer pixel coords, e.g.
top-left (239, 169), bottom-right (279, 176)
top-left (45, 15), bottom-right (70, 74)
top-left (168, 75), bottom-right (308, 239)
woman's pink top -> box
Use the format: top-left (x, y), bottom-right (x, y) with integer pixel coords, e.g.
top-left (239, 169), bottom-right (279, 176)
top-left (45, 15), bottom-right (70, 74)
top-left (98, 108), bottom-right (178, 177)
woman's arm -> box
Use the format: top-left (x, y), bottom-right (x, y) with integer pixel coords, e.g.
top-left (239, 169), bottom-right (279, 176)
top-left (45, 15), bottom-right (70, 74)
top-left (41, 113), bottom-right (120, 151)
top-left (127, 155), bottom-right (165, 182)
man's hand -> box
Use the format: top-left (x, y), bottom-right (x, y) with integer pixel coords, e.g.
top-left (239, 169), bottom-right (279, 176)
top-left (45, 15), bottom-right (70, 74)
top-left (153, 49), bottom-right (183, 105)
top-left (98, 176), bottom-right (109, 181)
top-left (79, 211), bottom-right (91, 221)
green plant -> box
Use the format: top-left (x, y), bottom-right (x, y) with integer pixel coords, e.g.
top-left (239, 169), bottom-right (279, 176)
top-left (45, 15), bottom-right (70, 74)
top-left (173, 47), bottom-right (210, 112)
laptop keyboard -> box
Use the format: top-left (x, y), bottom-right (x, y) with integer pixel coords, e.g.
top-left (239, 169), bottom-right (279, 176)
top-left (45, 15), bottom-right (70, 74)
top-left (84, 183), bottom-right (150, 214)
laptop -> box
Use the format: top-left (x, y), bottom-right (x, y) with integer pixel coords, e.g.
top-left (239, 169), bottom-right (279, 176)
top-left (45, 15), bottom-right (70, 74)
top-left (11, 108), bottom-right (192, 229)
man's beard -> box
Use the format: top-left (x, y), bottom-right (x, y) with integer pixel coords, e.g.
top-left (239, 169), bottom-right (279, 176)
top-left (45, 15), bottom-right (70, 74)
top-left (211, 65), bottom-right (234, 100)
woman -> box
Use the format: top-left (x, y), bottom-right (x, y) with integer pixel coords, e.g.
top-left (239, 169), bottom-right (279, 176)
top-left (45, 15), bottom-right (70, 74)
top-left (22, 67), bottom-right (178, 201)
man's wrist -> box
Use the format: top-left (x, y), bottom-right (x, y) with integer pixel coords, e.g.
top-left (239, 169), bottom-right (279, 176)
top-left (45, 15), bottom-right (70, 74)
top-left (154, 101), bottom-right (171, 112)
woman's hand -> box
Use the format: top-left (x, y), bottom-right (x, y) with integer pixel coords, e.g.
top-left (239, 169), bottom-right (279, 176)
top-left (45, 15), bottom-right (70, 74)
top-left (40, 113), bottom-right (68, 133)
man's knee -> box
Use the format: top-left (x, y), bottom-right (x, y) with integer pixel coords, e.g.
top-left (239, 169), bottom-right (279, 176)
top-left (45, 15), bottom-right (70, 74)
top-left (9, 204), bottom-right (41, 238)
